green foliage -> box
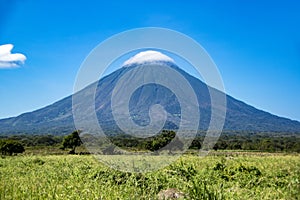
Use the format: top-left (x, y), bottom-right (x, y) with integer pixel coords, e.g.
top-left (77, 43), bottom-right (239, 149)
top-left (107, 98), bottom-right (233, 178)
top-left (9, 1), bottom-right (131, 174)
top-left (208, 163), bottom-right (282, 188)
top-left (189, 178), bottom-right (225, 200)
top-left (103, 131), bottom-right (300, 153)
top-left (1, 131), bottom-right (299, 153)
top-left (31, 158), bottom-right (45, 165)
top-left (106, 130), bottom-right (184, 153)
top-left (0, 134), bottom-right (63, 147)
top-left (197, 134), bottom-right (300, 152)
top-left (0, 140), bottom-right (25, 155)
top-left (144, 130), bottom-right (177, 151)
top-left (32, 135), bottom-right (62, 146)
top-left (61, 130), bottom-right (82, 154)
top-left (0, 154), bottom-right (299, 199)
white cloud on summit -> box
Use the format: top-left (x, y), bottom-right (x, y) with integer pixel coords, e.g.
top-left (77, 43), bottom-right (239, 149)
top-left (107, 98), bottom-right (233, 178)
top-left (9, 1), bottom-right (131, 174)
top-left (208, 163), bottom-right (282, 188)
top-left (123, 50), bottom-right (174, 66)
top-left (0, 44), bottom-right (26, 69)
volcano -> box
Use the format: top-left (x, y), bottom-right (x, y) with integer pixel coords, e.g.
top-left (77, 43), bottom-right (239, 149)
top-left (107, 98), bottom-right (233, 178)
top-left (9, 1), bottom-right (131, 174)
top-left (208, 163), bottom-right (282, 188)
top-left (1, 51), bottom-right (300, 135)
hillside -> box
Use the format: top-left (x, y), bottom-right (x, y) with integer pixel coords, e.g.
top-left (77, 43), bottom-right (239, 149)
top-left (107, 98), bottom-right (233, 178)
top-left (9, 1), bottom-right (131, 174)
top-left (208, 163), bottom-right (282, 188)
top-left (0, 53), bottom-right (300, 135)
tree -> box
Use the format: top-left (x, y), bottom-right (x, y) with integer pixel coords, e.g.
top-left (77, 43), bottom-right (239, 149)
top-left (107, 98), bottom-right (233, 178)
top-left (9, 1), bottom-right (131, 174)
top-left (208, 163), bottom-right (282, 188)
top-left (0, 140), bottom-right (25, 156)
top-left (62, 130), bottom-right (82, 154)
top-left (144, 130), bottom-right (180, 152)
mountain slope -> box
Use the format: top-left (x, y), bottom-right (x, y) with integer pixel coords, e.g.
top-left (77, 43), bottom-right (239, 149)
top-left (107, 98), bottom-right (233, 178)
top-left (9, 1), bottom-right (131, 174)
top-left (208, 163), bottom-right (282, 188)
top-left (0, 56), bottom-right (300, 135)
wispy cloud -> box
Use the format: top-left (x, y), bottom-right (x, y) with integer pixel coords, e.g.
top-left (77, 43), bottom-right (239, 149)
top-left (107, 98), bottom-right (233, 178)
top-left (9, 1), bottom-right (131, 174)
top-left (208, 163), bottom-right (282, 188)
top-left (0, 44), bottom-right (26, 69)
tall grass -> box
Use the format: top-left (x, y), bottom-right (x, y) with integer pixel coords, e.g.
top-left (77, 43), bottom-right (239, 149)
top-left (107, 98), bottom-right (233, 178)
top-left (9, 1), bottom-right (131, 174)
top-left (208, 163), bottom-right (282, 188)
top-left (0, 153), bottom-right (299, 199)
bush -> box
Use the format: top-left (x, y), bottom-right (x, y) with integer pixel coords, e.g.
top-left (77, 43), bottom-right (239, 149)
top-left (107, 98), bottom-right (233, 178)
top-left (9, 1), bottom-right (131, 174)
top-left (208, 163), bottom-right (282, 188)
top-left (0, 140), bottom-right (25, 156)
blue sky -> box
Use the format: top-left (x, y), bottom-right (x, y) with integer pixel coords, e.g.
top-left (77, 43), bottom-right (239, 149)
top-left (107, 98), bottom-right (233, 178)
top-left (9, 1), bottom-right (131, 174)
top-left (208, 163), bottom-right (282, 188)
top-left (0, 0), bottom-right (299, 121)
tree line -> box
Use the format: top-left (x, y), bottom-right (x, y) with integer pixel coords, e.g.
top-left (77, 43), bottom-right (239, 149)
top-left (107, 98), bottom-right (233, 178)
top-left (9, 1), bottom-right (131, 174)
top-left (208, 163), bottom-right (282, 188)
top-left (1, 130), bottom-right (300, 155)
top-left (108, 132), bottom-right (300, 153)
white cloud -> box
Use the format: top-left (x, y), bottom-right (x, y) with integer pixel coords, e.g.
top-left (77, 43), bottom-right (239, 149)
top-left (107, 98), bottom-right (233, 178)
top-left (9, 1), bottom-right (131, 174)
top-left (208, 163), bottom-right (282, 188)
top-left (123, 50), bottom-right (174, 66)
top-left (0, 44), bottom-right (26, 69)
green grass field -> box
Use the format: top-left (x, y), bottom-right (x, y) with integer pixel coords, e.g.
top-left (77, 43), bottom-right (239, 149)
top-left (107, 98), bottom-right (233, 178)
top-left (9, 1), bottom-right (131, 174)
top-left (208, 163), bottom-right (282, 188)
top-left (1, 152), bottom-right (299, 199)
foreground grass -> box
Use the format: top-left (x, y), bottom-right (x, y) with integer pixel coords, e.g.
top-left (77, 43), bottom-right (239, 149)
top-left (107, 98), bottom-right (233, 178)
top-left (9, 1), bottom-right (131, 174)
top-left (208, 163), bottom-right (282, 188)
top-left (0, 153), bottom-right (299, 199)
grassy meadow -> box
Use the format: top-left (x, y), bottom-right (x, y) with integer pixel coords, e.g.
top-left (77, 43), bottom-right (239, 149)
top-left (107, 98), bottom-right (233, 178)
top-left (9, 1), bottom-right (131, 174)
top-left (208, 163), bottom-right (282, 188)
top-left (1, 152), bottom-right (299, 199)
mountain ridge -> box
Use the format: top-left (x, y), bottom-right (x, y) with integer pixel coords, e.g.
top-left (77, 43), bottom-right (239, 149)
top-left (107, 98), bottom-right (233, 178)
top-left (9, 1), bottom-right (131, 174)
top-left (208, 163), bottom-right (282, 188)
top-left (0, 59), bottom-right (300, 135)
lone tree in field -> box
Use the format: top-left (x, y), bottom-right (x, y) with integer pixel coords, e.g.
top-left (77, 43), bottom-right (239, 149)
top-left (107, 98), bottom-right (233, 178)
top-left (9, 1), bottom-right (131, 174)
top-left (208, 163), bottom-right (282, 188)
top-left (0, 140), bottom-right (25, 156)
top-left (62, 130), bottom-right (82, 154)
